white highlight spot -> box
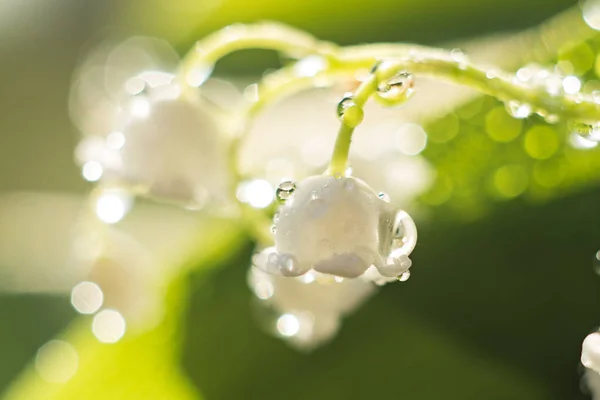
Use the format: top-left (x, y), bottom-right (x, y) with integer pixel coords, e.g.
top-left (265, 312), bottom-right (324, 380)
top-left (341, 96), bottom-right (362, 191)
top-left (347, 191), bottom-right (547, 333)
top-left (277, 313), bottom-right (300, 337)
top-left (254, 281), bottom-right (274, 300)
top-left (185, 65), bottom-right (212, 88)
top-left (92, 309), bottom-right (126, 343)
top-left (95, 191), bottom-right (130, 224)
top-left (36, 340), bottom-right (78, 383)
top-left (583, 0), bottom-right (600, 30)
top-left (562, 76), bottom-right (582, 95)
top-left (130, 97), bottom-right (150, 118)
top-left (82, 161), bottom-right (103, 182)
top-left (124, 77), bottom-right (146, 95)
top-left (236, 179), bottom-right (274, 209)
top-left (395, 123), bottom-right (428, 156)
top-left (569, 133), bottom-right (598, 149)
top-left (294, 56), bottom-right (327, 77)
top-left (71, 281), bottom-right (104, 314)
top-left (106, 131), bottom-right (125, 150)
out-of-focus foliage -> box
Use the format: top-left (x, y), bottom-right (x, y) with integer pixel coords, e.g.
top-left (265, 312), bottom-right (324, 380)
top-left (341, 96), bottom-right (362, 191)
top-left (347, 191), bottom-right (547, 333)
top-left (4, 1), bottom-right (600, 400)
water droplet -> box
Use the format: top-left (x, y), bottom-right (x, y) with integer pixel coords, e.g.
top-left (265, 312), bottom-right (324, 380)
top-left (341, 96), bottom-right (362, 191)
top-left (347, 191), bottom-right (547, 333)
top-left (375, 72), bottom-right (414, 106)
top-left (268, 252), bottom-right (279, 266)
top-left (569, 121), bottom-right (600, 141)
top-left (516, 67), bottom-right (534, 83)
top-left (543, 114), bottom-right (560, 124)
top-left (345, 165), bottom-right (353, 176)
top-left (378, 192), bottom-right (391, 203)
top-left (307, 198), bottom-right (328, 218)
top-left (505, 101), bottom-right (531, 119)
top-left (276, 181), bottom-right (296, 203)
top-left (398, 271), bottom-right (411, 282)
top-left (270, 225), bottom-right (276, 234)
top-left (273, 212), bottom-right (280, 223)
top-left (333, 172), bottom-right (343, 179)
top-left (337, 95), bottom-right (364, 127)
top-left (450, 48), bottom-right (467, 64)
top-left (294, 55), bottom-right (327, 77)
top-left (278, 253), bottom-right (304, 277)
top-left (343, 178), bottom-right (356, 191)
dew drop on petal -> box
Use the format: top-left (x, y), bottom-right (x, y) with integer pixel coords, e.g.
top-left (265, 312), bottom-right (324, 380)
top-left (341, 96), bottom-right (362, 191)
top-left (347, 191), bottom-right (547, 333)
top-left (343, 178), bottom-right (356, 191)
top-left (378, 192), bottom-right (391, 203)
top-left (278, 253), bottom-right (304, 277)
top-left (307, 198), bottom-right (328, 218)
top-left (276, 181), bottom-right (296, 203)
top-left (398, 271), bottom-right (411, 282)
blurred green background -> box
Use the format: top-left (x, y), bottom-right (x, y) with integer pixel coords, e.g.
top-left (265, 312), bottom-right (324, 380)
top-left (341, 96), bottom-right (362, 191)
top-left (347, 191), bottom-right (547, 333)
top-left (4, 0), bottom-right (600, 399)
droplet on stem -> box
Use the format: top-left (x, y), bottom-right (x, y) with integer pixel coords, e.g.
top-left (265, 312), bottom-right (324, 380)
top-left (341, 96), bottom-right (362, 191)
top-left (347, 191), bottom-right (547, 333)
top-left (337, 95), bottom-right (364, 128)
top-left (505, 101), bottom-right (532, 119)
top-left (375, 72), bottom-right (414, 107)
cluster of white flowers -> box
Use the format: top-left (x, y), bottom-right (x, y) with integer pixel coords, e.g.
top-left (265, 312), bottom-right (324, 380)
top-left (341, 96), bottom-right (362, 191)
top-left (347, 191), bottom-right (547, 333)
top-left (68, 31), bottom-right (429, 349)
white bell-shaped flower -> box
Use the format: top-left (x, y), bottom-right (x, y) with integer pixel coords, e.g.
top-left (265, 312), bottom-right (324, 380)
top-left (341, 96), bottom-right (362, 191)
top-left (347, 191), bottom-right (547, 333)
top-left (254, 174), bottom-right (417, 279)
top-left (248, 266), bottom-right (376, 350)
top-left (75, 73), bottom-right (231, 207)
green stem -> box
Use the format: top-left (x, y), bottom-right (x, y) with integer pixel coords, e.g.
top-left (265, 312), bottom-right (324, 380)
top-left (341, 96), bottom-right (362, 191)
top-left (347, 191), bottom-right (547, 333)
top-left (178, 22), bottom-right (339, 87)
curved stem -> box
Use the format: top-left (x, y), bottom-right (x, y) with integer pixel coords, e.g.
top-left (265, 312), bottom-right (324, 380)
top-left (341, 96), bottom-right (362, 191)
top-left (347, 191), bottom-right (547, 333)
top-left (178, 22), bottom-right (339, 87)
top-left (327, 55), bottom-right (600, 175)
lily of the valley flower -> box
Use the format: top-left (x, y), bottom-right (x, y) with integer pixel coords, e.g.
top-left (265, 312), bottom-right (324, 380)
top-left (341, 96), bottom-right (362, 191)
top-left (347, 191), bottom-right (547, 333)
top-left (254, 174), bottom-right (417, 280)
top-left (75, 72), bottom-right (231, 207)
top-left (248, 266), bottom-right (376, 350)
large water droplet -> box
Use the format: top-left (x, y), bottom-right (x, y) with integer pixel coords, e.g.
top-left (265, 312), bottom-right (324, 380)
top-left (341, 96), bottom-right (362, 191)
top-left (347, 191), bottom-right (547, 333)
top-left (375, 72), bottom-right (414, 106)
top-left (276, 181), bottom-right (296, 203)
top-left (337, 95), bottom-right (364, 127)
top-left (570, 121), bottom-right (600, 141)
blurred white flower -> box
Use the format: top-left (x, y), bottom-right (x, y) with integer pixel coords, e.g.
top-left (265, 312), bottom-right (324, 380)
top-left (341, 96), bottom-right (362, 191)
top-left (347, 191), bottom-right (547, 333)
top-left (71, 37), bottom-right (234, 207)
top-left (248, 266), bottom-right (376, 350)
top-left (254, 175), bottom-right (417, 279)
top-left (585, 368), bottom-right (600, 399)
top-left (239, 87), bottom-right (434, 207)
